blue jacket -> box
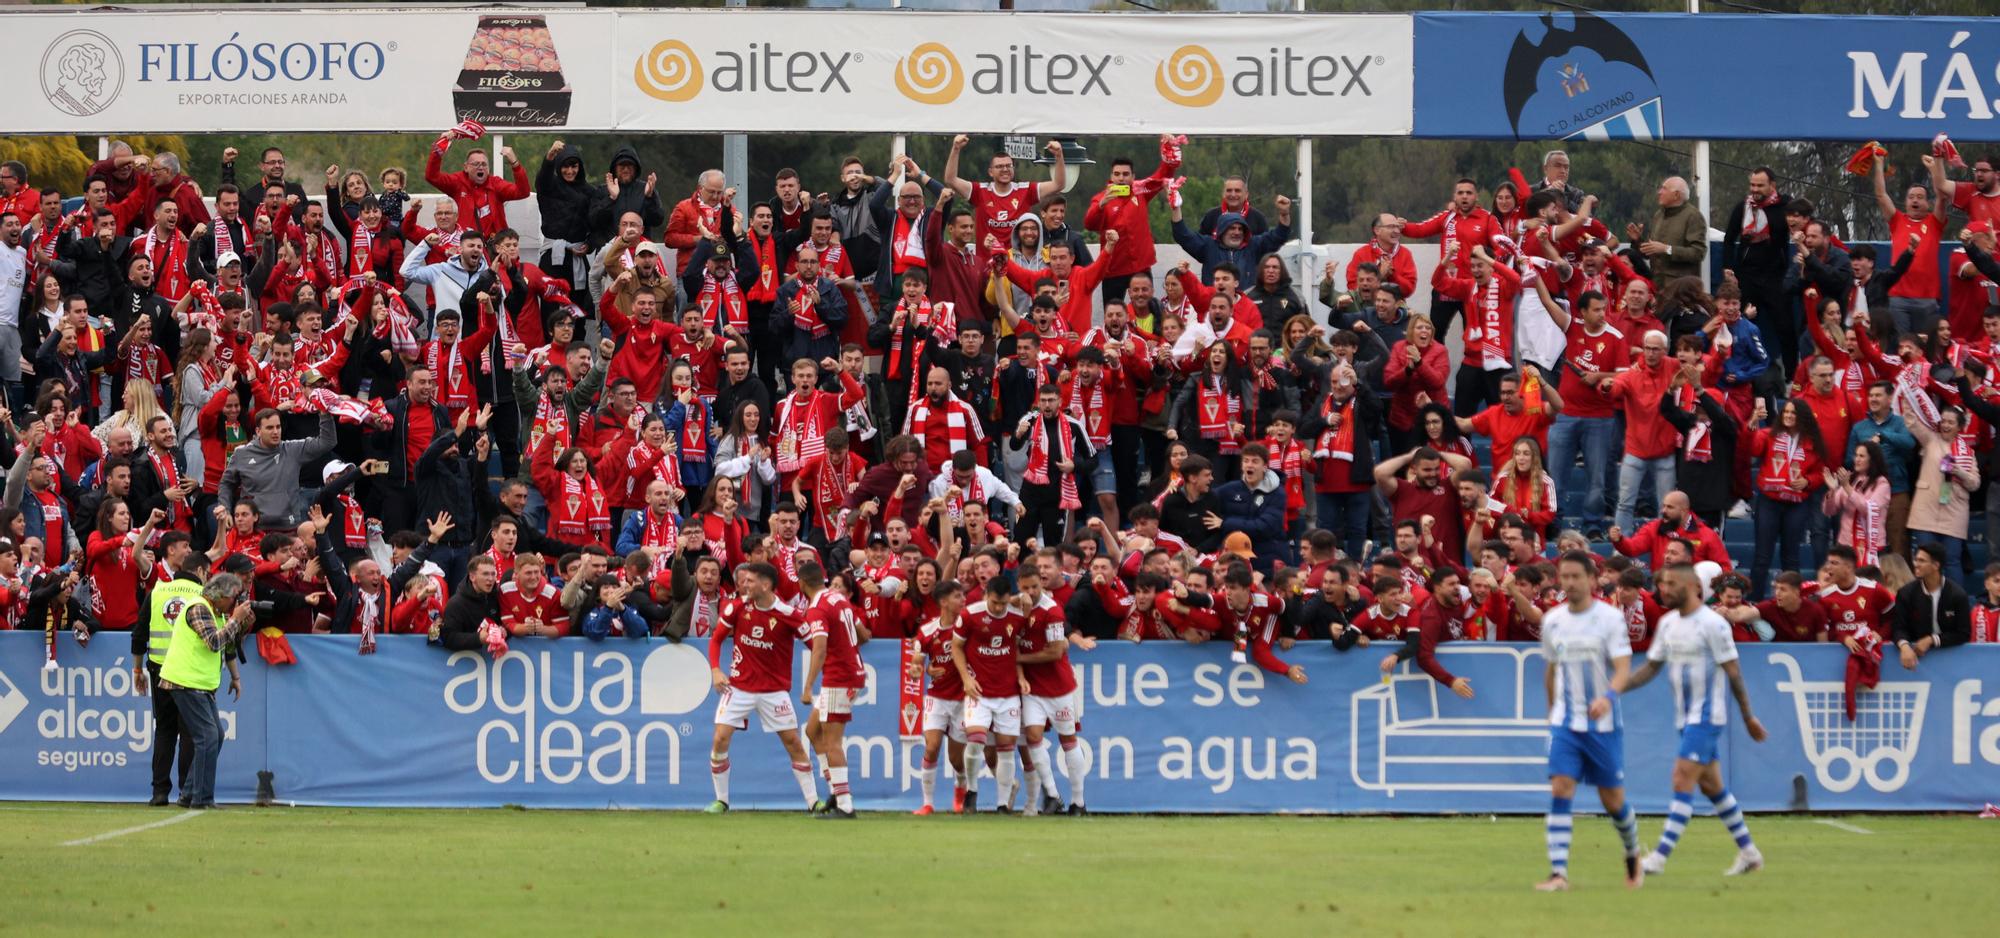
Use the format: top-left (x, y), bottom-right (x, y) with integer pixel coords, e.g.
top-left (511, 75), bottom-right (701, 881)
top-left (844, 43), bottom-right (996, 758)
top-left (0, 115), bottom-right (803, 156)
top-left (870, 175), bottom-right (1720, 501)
top-left (661, 398), bottom-right (719, 489)
top-left (1172, 211), bottom-right (1291, 286)
top-left (615, 510), bottom-right (686, 557)
top-left (1717, 317), bottom-right (1769, 387)
top-left (581, 604), bottom-right (648, 641)
top-left (1214, 470), bottom-right (1287, 570)
top-left (1849, 413), bottom-right (1918, 494)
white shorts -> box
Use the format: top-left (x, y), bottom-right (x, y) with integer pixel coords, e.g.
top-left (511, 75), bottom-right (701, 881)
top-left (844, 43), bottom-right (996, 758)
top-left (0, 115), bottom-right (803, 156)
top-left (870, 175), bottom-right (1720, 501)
top-left (714, 688), bottom-right (799, 732)
top-left (964, 695), bottom-right (1022, 737)
top-left (813, 686), bottom-right (859, 724)
top-left (922, 696), bottom-right (966, 743)
top-left (1023, 690), bottom-right (1083, 737)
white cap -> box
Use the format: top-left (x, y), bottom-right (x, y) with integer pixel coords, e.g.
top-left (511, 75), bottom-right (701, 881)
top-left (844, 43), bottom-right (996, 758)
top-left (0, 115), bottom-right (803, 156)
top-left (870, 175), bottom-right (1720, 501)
top-left (322, 459), bottom-right (353, 483)
top-left (217, 251), bottom-right (243, 268)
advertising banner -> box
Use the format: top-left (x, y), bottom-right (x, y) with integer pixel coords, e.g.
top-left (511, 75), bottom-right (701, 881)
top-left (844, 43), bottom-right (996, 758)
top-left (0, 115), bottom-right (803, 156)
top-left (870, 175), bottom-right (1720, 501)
top-left (613, 11), bottom-right (1413, 135)
top-left (13, 9), bottom-right (615, 133)
top-left (1415, 11), bottom-right (2000, 142)
top-left (4, 634), bottom-right (1995, 813)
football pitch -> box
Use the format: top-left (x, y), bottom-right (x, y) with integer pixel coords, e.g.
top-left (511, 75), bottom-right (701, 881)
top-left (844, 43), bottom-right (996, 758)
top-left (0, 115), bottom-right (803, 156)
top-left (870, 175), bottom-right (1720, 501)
top-left (2, 805), bottom-right (1991, 937)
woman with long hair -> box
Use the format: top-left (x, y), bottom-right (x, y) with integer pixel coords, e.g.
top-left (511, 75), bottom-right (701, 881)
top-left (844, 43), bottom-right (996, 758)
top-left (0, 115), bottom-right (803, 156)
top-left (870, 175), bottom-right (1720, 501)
top-left (1415, 401), bottom-right (1475, 463)
top-left (1493, 437), bottom-right (1559, 536)
top-left (25, 272), bottom-right (63, 354)
top-left (659, 359), bottom-right (718, 496)
top-left (530, 434), bottom-right (613, 550)
top-left (1655, 275), bottom-right (1717, 353)
top-left (1491, 179), bottom-right (1525, 238)
top-left (84, 498), bottom-right (164, 632)
top-left (1139, 314), bottom-right (1185, 485)
top-left (1147, 440), bottom-right (1191, 508)
top-left (1746, 398), bottom-right (1827, 598)
top-left (174, 328), bottom-right (232, 486)
top-left (96, 379), bottom-right (165, 454)
top-left (694, 475), bottom-right (749, 569)
top-left (606, 411), bottom-right (684, 520)
top-left (1906, 405), bottom-right (1981, 586)
top-left (1246, 253), bottom-right (1306, 327)
top-left (328, 168), bottom-right (372, 222)
top-left (1801, 297), bottom-right (1870, 392)
top-left (1166, 340), bottom-right (1253, 476)
top-left (113, 314), bottom-right (173, 411)
top-left (1383, 313), bottom-right (1450, 454)
top-left (1822, 440), bottom-right (1892, 567)
top-left (713, 399), bottom-right (778, 520)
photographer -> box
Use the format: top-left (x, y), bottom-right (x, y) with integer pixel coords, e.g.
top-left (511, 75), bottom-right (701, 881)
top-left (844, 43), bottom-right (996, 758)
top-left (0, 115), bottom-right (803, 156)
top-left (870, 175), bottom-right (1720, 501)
top-left (155, 572), bottom-right (260, 810)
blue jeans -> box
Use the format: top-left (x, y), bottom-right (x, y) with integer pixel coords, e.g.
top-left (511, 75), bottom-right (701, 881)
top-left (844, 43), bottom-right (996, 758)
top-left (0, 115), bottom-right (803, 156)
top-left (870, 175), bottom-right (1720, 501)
top-left (430, 545), bottom-right (471, 594)
top-left (1888, 296), bottom-right (1940, 337)
top-left (1546, 414), bottom-right (1618, 531)
top-left (1317, 490), bottom-right (1371, 564)
top-left (171, 688), bottom-right (222, 808)
top-left (1751, 495), bottom-right (1813, 599)
top-left (1616, 455), bottom-right (1677, 536)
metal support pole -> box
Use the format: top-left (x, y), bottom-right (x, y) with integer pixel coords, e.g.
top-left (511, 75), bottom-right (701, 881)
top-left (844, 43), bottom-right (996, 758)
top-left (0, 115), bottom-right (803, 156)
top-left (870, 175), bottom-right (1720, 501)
top-left (1689, 0), bottom-right (1712, 284)
top-left (724, 134), bottom-right (749, 219)
top-left (1296, 138), bottom-right (1315, 298)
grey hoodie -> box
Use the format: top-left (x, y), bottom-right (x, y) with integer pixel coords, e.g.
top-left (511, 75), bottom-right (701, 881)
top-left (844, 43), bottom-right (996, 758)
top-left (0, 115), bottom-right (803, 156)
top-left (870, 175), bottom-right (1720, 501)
top-left (216, 412), bottom-right (338, 530)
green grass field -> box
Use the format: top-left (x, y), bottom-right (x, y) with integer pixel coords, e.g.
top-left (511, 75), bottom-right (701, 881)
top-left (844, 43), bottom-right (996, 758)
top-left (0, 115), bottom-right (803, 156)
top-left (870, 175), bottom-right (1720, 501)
top-left (1, 805), bottom-right (1991, 937)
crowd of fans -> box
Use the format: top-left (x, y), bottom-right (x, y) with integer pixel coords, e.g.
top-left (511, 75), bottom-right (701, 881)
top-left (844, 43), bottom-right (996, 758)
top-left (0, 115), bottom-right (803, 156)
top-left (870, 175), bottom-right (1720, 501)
top-left (1, 126), bottom-right (1997, 710)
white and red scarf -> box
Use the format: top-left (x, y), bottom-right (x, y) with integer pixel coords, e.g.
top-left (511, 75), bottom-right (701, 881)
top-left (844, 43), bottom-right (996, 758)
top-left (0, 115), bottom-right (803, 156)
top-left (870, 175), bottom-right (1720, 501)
top-left (790, 278), bottom-right (829, 340)
top-left (777, 390), bottom-right (837, 474)
top-left (425, 338), bottom-right (474, 410)
top-left (1741, 191), bottom-right (1782, 244)
top-left (811, 452), bottom-right (856, 535)
top-left (1024, 412), bottom-right (1082, 511)
top-left (141, 227), bottom-right (191, 300)
top-left (551, 471), bottom-right (612, 543)
top-left (747, 233), bottom-right (779, 303)
top-left (337, 490), bottom-right (368, 548)
top-left (639, 509), bottom-right (680, 580)
top-left (1314, 394), bottom-right (1358, 462)
top-left (1849, 483), bottom-right (1885, 567)
top-left (698, 268), bottom-right (748, 334)
top-left (890, 211), bottom-right (927, 272)
top-left (1066, 376), bottom-right (1111, 448)
top-left (347, 222), bottom-right (374, 277)
top-left (530, 393), bottom-right (570, 455)
top-left (903, 393), bottom-right (977, 455)
top-left (1196, 377), bottom-right (1240, 454)
top-left (675, 398), bottom-right (710, 464)
top-left (945, 470), bottom-right (986, 526)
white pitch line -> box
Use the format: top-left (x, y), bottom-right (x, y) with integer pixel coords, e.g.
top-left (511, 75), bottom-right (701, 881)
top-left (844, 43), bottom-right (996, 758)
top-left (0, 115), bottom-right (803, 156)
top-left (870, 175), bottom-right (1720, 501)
top-left (1815, 819), bottom-right (1873, 835)
top-left (61, 810), bottom-right (203, 846)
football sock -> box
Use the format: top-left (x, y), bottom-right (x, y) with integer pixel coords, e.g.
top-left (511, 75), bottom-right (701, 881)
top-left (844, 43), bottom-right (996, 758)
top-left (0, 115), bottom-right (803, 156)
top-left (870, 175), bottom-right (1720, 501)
top-left (1611, 801), bottom-right (1640, 854)
top-left (995, 744), bottom-right (1018, 808)
top-left (920, 758), bottom-right (938, 808)
top-left (1710, 789), bottom-right (1754, 849)
top-left (962, 732), bottom-right (988, 801)
top-left (1035, 739), bottom-right (1059, 799)
top-left (709, 752), bottom-right (730, 803)
top-left (1546, 796), bottom-right (1573, 877)
top-left (1657, 789), bottom-right (1696, 858)
top-left (792, 761), bottom-right (817, 807)
top-left (1062, 738), bottom-right (1086, 806)
top-left (831, 766), bottom-right (851, 813)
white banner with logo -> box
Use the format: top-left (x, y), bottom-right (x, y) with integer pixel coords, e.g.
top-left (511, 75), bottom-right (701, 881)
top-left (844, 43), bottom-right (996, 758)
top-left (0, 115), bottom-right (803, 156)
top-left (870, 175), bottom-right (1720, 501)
top-left (616, 11), bottom-right (1412, 135)
top-left (14, 9), bottom-right (616, 133)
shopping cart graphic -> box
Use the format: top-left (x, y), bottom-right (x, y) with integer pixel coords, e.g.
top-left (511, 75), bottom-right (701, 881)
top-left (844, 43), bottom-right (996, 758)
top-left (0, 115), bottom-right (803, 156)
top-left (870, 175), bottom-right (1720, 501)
top-left (1770, 653), bottom-right (1929, 794)
top-left (1350, 646), bottom-right (1552, 795)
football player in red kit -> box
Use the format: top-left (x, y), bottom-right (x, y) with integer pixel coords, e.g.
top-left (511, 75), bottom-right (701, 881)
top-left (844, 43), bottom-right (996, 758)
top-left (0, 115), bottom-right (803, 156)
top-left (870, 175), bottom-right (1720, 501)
top-left (1015, 565), bottom-right (1094, 816)
top-left (913, 580), bottom-right (970, 815)
top-left (705, 562), bottom-right (824, 814)
top-left (799, 562), bottom-right (868, 819)
top-left (951, 570), bottom-right (1029, 814)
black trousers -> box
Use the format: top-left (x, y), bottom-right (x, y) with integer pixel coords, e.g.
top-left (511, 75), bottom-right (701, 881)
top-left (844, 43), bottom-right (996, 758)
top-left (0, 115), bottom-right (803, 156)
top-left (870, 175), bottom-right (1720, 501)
top-left (1015, 481), bottom-right (1070, 549)
top-left (489, 398), bottom-right (523, 480)
top-left (1453, 363), bottom-right (1505, 419)
top-left (146, 660), bottom-right (192, 799)
top-left (1430, 296), bottom-right (1464, 347)
top-left (1139, 427), bottom-right (1170, 489)
top-left (1110, 425), bottom-right (1142, 512)
top-left (750, 305), bottom-right (787, 394)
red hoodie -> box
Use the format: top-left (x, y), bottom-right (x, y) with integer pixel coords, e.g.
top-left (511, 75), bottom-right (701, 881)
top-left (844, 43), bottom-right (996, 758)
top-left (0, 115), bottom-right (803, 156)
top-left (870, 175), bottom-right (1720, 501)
top-left (425, 149), bottom-right (529, 237)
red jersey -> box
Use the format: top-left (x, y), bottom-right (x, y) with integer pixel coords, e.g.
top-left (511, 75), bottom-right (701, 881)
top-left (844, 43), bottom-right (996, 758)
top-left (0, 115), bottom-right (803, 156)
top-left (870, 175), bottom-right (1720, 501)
top-left (1402, 207), bottom-right (1500, 273)
top-left (970, 182), bottom-right (1040, 242)
top-left (668, 332), bottom-right (725, 397)
top-left (1351, 602), bottom-right (1413, 642)
top-left (1816, 578), bottom-right (1895, 642)
top-left (958, 600), bottom-right (1025, 698)
top-left (1619, 592), bottom-right (1663, 652)
top-left (1950, 250), bottom-right (2000, 339)
top-left (1888, 211), bottom-right (1942, 301)
top-left (709, 596), bottom-right (809, 694)
top-left (918, 615), bottom-right (964, 701)
top-left (1951, 183), bottom-right (2000, 229)
top-left (498, 580), bottom-right (571, 638)
top-left (1017, 594), bottom-right (1077, 698)
top-left (1558, 321), bottom-right (1628, 418)
top-left (1970, 602), bottom-right (2000, 643)
top-left (1215, 588), bottom-right (1290, 676)
top-left (1755, 596), bottom-right (1829, 643)
top-left (808, 590), bottom-right (866, 690)
top-left (1469, 404), bottom-right (1554, 470)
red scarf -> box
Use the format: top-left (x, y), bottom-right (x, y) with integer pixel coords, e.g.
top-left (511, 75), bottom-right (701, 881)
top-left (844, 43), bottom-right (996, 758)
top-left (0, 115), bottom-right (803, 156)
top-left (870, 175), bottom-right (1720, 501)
top-left (212, 213), bottom-right (236, 263)
top-left (677, 399), bottom-right (710, 464)
top-left (1314, 394), bottom-right (1358, 462)
top-left (692, 194), bottom-right (722, 233)
top-left (1196, 376), bottom-right (1240, 454)
top-left (790, 278), bottom-right (829, 339)
top-left (339, 491), bottom-right (368, 548)
top-left (777, 389), bottom-right (835, 474)
top-left (945, 470), bottom-right (986, 526)
top-left (142, 228), bottom-right (191, 300)
top-left (1849, 483), bottom-right (1884, 566)
top-left (891, 212), bottom-right (927, 271)
top-left (530, 392), bottom-right (570, 455)
top-left (747, 232), bottom-right (779, 303)
top-left (549, 470), bottom-right (611, 544)
top-left (624, 437), bottom-right (673, 502)
top-left (699, 268), bottom-right (747, 334)
top-left (1741, 191), bottom-right (1781, 243)
top-left (1472, 274), bottom-right (1506, 364)
top-left (148, 450), bottom-right (182, 527)
top-left (486, 547), bottom-right (515, 580)
top-left (639, 509), bottom-right (679, 580)
top-left (904, 394), bottom-right (976, 456)
top-left (1067, 375), bottom-right (1110, 448)
top-left (811, 452), bottom-right (855, 535)
top-left (348, 222), bottom-right (374, 277)
top-left (888, 299), bottom-right (949, 381)
top-left (1264, 436), bottom-right (1307, 514)
top-left (425, 339), bottom-right (474, 409)
top-left (1024, 412), bottom-right (1081, 510)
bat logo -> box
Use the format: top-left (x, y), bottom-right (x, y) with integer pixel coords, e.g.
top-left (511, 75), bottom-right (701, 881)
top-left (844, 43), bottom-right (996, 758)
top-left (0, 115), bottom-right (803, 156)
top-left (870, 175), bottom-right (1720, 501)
top-left (1501, 13), bottom-right (1659, 141)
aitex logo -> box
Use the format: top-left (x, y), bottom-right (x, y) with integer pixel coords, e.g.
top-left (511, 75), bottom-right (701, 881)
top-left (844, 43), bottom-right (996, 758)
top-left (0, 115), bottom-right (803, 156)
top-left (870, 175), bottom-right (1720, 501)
top-left (895, 42), bottom-right (963, 105)
top-left (1159, 43), bottom-right (1382, 109)
top-left (632, 39), bottom-right (855, 103)
top-left (1156, 44), bottom-right (1223, 108)
top-left (634, 39), bottom-right (703, 102)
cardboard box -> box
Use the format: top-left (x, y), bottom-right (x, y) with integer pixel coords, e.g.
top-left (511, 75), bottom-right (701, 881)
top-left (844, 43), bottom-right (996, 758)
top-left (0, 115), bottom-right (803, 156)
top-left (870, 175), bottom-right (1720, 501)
top-left (453, 15), bottom-right (572, 129)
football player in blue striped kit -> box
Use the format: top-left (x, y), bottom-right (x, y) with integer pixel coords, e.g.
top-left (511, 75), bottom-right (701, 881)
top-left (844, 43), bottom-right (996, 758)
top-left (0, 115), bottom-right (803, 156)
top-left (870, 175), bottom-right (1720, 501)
top-left (1534, 551), bottom-right (1643, 892)
top-left (1623, 562), bottom-right (1770, 877)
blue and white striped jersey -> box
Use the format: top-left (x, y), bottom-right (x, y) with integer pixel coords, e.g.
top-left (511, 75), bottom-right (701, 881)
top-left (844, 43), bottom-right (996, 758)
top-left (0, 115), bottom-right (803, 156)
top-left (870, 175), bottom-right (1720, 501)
top-left (1541, 599), bottom-right (1632, 734)
top-left (1647, 606), bottom-right (1739, 729)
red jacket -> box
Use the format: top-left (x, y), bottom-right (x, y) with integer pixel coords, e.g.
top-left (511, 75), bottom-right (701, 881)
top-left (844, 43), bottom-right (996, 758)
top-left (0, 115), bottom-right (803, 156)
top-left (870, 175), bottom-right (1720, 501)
top-left (1610, 356), bottom-right (1679, 459)
top-left (1381, 339), bottom-right (1450, 431)
top-left (663, 195), bottom-right (724, 276)
top-left (1346, 241), bottom-right (1417, 299)
top-left (1402, 207), bottom-right (1500, 272)
top-left (148, 175), bottom-right (212, 236)
top-left (1082, 152), bottom-right (1179, 278)
top-left (1614, 516), bottom-right (1732, 572)
top-left (424, 149), bottom-right (529, 237)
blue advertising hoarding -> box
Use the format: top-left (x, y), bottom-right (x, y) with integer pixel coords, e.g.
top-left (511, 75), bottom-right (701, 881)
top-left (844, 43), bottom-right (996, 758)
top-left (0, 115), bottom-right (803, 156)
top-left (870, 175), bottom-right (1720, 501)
top-left (2, 633), bottom-right (1995, 813)
top-left (1415, 12), bottom-right (2000, 142)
